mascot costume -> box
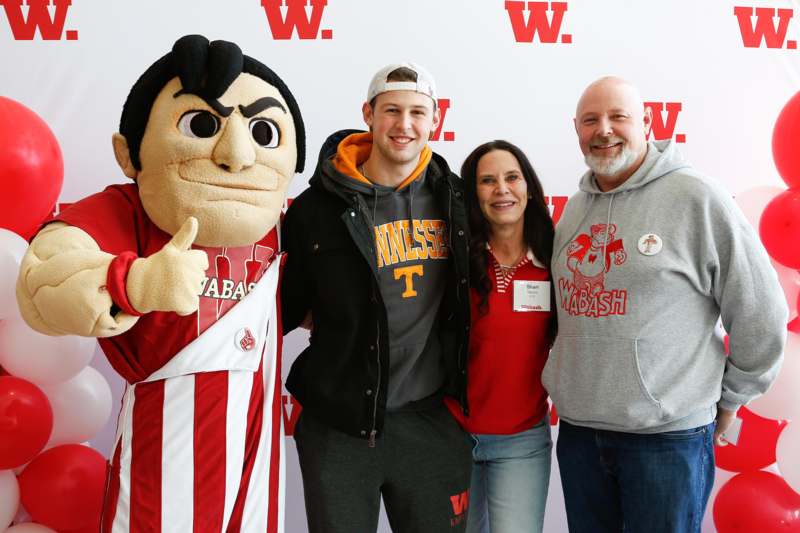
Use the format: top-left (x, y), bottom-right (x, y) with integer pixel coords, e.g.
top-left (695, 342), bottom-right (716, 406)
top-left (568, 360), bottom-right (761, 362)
top-left (15, 35), bottom-right (305, 533)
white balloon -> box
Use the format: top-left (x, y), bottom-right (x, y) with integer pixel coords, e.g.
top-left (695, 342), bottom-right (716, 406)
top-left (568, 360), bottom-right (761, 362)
top-left (734, 186), bottom-right (785, 228)
top-left (4, 523), bottom-right (57, 533)
top-left (777, 421), bottom-right (800, 495)
top-left (0, 228), bottom-right (28, 321)
top-left (774, 262), bottom-right (800, 318)
top-left (0, 317), bottom-right (96, 386)
top-left (734, 186), bottom-right (800, 315)
top-left (43, 366), bottom-right (112, 446)
top-left (0, 470), bottom-right (20, 531)
top-left (12, 504), bottom-right (30, 526)
top-left (748, 333), bottom-right (800, 420)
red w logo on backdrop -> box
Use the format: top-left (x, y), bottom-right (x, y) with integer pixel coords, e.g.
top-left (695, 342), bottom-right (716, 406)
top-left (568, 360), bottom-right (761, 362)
top-left (261, 0), bottom-right (332, 40)
top-left (645, 102), bottom-right (686, 144)
top-left (505, 1), bottom-right (572, 44)
top-left (545, 196), bottom-right (568, 224)
top-left (283, 394), bottom-right (302, 435)
top-left (0, 0), bottom-right (77, 40)
top-left (430, 98), bottom-right (455, 142)
top-left (734, 6), bottom-right (795, 49)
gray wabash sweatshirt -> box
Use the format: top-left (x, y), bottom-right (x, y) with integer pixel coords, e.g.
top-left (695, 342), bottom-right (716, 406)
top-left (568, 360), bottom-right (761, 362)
top-left (542, 140), bottom-right (788, 433)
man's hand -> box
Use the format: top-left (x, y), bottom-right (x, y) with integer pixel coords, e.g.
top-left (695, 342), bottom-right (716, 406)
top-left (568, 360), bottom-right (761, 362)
top-left (714, 406), bottom-right (738, 446)
top-left (127, 217), bottom-right (209, 315)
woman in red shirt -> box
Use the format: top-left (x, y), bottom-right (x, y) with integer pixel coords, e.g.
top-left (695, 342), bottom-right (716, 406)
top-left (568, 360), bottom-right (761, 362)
top-left (446, 140), bottom-right (555, 533)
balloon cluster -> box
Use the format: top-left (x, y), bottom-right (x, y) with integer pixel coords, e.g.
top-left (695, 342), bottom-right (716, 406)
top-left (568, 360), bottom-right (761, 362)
top-left (710, 92), bottom-right (800, 531)
top-left (0, 98), bottom-right (111, 533)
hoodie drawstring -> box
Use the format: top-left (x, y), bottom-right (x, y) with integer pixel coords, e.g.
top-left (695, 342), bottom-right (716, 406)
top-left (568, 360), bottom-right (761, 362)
top-left (603, 194), bottom-right (615, 272)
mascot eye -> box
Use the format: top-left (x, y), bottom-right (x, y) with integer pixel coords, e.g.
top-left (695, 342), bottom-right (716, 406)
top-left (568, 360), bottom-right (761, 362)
top-left (178, 111), bottom-right (220, 138)
top-left (249, 119), bottom-right (280, 148)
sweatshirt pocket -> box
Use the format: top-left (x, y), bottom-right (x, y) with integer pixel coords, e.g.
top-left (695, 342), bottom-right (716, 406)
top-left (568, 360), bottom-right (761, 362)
top-left (542, 335), bottom-right (664, 430)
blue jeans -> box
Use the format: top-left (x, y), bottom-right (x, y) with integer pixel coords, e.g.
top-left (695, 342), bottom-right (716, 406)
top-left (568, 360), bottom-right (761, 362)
top-left (556, 421), bottom-right (715, 533)
top-left (466, 418), bottom-right (552, 533)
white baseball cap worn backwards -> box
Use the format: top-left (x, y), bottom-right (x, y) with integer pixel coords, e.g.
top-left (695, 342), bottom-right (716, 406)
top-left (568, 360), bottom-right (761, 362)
top-left (366, 62), bottom-right (438, 103)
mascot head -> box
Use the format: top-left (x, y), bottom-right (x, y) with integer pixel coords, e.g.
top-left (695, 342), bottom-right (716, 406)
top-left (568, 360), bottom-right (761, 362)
top-left (112, 34), bottom-right (305, 247)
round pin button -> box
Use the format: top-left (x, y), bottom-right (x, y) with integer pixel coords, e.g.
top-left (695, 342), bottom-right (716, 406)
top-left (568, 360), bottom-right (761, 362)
top-left (235, 327), bottom-right (257, 352)
top-left (637, 233), bottom-right (663, 256)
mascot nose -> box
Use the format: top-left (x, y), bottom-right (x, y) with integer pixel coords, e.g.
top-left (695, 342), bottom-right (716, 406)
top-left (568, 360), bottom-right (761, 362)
top-left (212, 116), bottom-right (256, 173)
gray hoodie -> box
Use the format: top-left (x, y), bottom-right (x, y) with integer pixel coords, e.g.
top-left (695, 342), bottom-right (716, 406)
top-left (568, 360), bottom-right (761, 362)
top-left (322, 140), bottom-right (449, 409)
top-left (542, 140), bottom-right (788, 433)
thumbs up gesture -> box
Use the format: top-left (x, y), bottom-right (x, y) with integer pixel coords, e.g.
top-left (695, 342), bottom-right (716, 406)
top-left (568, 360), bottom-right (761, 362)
top-left (126, 217), bottom-right (209, 315)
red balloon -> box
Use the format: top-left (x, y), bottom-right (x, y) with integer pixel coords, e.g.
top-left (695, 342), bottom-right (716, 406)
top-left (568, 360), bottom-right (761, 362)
top-left (760, 189), bottom-right (800, 268)
top-left (18, 444), bottom-right (107, 531)
top-left (715, 407), bottom-right (788, 472)
top-left (774, 91), bottom-right (800, 188)
top-left (714, 471), bottom-right (800, 532)
top-left (0, 376), bottom-right (53, 469)
top-left (0, 97), bottom-right (63, 239)
top-left (62, 518), bottom-right (101, 533)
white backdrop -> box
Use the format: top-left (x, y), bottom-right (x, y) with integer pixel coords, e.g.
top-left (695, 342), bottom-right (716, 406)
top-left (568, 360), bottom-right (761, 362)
top-left (2, 1), bottom-right (797, 531)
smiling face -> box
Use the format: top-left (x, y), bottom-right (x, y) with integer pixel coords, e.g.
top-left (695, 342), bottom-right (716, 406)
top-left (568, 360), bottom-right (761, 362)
top-left (130, 73), bottom-right (297, 247)
top-left (475, 149), bottom-right (528, 234)
top-left (362, 90), bottom-right (440, 168)
top-left (574, 78), bottom-right (651, 189)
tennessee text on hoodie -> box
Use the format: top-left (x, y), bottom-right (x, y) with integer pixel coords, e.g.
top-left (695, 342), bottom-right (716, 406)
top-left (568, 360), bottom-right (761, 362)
top-left (541, 140), bottom-right (788, 433)
top-left (329, 132), bottom-right (449, 408)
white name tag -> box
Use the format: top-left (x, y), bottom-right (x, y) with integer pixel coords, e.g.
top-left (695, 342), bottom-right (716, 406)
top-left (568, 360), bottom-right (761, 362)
top-left (513, 280), bottom-right (550, 312)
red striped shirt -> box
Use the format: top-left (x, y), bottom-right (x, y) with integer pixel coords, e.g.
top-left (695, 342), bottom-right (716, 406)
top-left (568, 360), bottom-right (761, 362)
top-left (54, 185), bottom-right (285, 533)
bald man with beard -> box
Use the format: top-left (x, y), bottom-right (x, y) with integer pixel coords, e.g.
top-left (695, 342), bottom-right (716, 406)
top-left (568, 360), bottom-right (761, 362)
top-left (542, 77), bottom-right (787, 533)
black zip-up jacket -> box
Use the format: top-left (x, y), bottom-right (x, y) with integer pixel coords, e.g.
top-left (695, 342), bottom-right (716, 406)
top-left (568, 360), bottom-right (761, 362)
top-left (281, 129), bottom-right (470, 441)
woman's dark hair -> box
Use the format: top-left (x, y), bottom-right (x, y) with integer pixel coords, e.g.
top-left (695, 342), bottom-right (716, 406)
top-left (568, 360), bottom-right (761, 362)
top-left (461, 140), bottom-right (556, 340)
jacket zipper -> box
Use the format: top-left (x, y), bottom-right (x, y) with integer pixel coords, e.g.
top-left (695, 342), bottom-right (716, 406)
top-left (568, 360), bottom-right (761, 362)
top-left (444, 182), bottom-right (470, 416)
top-left (369, 319), bottom-right (381, 447)
top-left (352, 194), bottom-right (382, 448)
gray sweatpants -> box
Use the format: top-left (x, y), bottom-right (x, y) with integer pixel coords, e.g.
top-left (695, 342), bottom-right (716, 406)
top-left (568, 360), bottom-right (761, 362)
top-left (294, 401), bottom-right (473, 533)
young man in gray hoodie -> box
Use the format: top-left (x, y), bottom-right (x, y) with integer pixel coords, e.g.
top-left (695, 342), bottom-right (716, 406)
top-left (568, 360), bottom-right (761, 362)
top-left (281, 64), bottom-right (472, 532)
top-left (542, 76), bottom-right (788, 533)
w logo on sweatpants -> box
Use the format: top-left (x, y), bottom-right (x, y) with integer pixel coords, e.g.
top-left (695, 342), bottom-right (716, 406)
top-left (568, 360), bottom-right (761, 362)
top-left (449, 490), bottom-right (469, 527)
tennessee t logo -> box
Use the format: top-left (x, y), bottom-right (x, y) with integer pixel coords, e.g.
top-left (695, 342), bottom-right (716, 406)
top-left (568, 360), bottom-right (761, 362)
top-left (1, 0), bottom-right (77, 40)
top-left (645, 102), bottom-right (686, 143)
top-left (394, 265), bottom-right (423, 298)
top-left (261, 0), bottom-right (333, 40)
top-left (505, 1), bottom-right (572, 44)
top-left (734, 6), bottom-right (795, 49)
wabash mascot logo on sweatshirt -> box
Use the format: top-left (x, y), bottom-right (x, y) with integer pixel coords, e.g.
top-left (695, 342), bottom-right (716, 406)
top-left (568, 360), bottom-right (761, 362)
top-left (559, 223), bottom-right (628, 317)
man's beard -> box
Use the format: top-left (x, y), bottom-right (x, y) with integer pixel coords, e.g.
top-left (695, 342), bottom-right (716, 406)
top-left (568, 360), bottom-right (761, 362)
top-left (585, 140), bottom-right (638, 177)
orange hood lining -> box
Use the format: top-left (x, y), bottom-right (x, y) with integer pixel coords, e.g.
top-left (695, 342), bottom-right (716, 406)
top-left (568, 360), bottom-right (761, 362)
top-left (332, 132), bottom-right (432, 190)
